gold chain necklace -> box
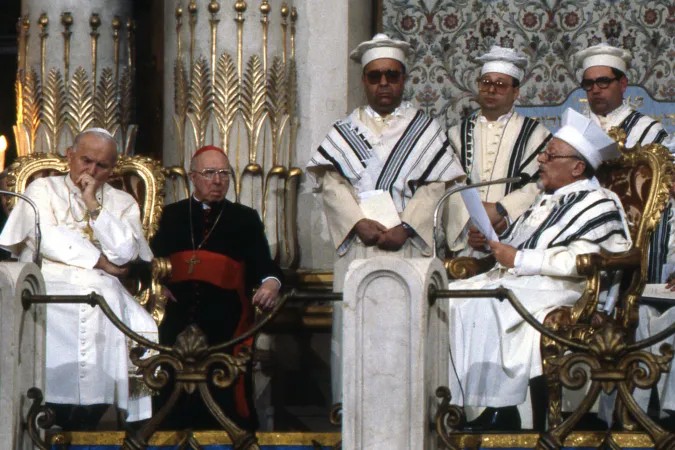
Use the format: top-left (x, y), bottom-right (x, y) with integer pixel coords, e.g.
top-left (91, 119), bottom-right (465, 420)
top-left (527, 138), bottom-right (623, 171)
top-left (186, 197), bottom-right (225, 274)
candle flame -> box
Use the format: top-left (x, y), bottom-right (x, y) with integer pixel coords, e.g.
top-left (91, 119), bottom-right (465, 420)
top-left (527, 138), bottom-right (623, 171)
top-left (0, 136), bottom-right (6, 153)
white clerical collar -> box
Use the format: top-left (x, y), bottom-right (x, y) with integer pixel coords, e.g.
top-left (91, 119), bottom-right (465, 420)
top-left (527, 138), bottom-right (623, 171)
top-left (64, 173), bottom-right (104, 202)
top-left (192, 194), bottom-right (225, 210)
top-left (363, 101), bottom-right (412, 121)
top-left (478, 108), bottom-right (514, 124)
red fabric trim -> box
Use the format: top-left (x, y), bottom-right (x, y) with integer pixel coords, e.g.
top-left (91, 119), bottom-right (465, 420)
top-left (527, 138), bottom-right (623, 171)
top-left (168, 249), bottom-right (253, 418)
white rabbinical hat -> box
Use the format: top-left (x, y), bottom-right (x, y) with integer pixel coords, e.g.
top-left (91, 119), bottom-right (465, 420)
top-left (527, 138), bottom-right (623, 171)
top-left (349, 33), bottom-right (412, 67)
top-left (554, 108), bottom-right (619, 169)
top-left (475, 45), bottom-right (528, 81)
top-left (573, 43), bottom-right (632, 73)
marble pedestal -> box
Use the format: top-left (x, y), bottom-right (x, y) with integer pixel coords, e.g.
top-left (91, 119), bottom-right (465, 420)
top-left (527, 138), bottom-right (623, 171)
top-left (0, 263), bottom-right (46, 450)
top-left (342, 257), bottom-right (448, 450)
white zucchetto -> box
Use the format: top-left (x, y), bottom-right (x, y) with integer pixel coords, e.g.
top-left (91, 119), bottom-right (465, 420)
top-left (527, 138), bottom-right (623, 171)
top-left (554, 108), bottom-right (619, 169)
top-left (574, 43), bottom-right (632, 73)
top-left (350, 33), bottom-right (412, 67)
top-left (476, 45), bottom-right (528, 81)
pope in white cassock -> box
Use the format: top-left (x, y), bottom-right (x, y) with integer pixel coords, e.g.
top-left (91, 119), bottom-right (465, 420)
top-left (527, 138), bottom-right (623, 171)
top-left (446, 108), bottom-right (632, 430)
top-left (0, 129), bottom-right (157, 428)
top-left (306, 34), bottom-right (464, 402)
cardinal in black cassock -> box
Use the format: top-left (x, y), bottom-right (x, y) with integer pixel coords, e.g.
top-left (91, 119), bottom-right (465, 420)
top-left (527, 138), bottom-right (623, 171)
top-left (151, 145), bottom-right (282, 431)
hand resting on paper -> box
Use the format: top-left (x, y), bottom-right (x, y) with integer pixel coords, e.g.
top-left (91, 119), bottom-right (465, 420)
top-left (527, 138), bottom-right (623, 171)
top-left (354, 218), bottom-right (388, 246)
top-left (489, 241), bottom-right (517, 269)
top-left (483, 202), bottom-right (508, 234)
top-left (467, 225), bottom-right (488, 251)
top-left (377, 224), bottom-right (410, 251)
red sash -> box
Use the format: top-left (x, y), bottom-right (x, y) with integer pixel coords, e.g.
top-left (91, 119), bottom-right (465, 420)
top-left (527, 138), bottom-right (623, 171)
top-left (169, 250), bottom-right (254, 419)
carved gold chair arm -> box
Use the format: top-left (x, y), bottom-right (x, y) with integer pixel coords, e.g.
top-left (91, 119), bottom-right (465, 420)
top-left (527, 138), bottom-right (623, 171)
top-left (444, 255), bottom-right (496, 280)
top-left (128, 257), bottom-right (172, 326)
top-left (164, 166), bottom-right (190, 202)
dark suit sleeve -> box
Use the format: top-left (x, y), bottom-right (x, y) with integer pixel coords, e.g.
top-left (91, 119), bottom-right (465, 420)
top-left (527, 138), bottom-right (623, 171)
top-left (245, 209), bottom-right (283, 287)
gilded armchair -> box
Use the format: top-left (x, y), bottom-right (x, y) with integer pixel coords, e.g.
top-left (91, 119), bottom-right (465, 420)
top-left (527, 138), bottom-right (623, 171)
top-left (3, 152), bottom-right (173, 325)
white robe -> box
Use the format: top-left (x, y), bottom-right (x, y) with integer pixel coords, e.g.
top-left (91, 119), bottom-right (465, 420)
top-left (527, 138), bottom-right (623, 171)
top-left (307, 102), bottom-right (465, 402)
top-left (447, 179), bottom-right (631, 409)
top-left (446, 110), bottom-right (551, 257)
top-left (0, 175), bottom-right (157, 421)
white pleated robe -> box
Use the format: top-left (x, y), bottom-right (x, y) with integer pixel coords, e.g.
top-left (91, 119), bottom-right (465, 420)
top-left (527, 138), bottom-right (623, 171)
top-left (0, 175), bottom-right (157, 421)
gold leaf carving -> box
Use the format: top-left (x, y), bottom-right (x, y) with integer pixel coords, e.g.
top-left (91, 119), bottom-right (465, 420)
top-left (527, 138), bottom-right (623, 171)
top-left (67, 67), bottom-right (94, 137)
top-left (285, 59), bottom-right (298, 165)
top-left (186, 56), bottom-right (212, 149)
top-left (241, 55), bottom-right (266, 162)
top-left (213, 52), bottom-right (238, 152)
top-left (174, 59), bottom-right (188, 118)
top-left (15, 77), bottom-right (23, 125)
top-left (94, 68), bottom-right (120, 136)
top-left (119, 67), bottom-right (133, 144)
top-left (41, 67), bottom-right (67, 154)
top-left (267, 56), bottom-right (287, 165)
top-left (22, 67), bottom-right (41, 153)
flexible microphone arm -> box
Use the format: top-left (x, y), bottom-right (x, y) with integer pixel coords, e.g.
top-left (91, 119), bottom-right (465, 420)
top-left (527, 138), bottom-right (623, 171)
top-left (0, 190), bottom-right (41, 267)
top-left (432, 175), bottom-right (530, 259)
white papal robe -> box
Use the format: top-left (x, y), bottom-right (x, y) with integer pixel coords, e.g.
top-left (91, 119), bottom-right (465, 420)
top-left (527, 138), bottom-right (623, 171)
top-left (307, 102), bottom-right (465, 401)
top-left (0, 175), bottom-right (158, 421)
top-left (447, 179), bottom-right (631, 409)
top-left (446, 110), bottom-right (551, 257)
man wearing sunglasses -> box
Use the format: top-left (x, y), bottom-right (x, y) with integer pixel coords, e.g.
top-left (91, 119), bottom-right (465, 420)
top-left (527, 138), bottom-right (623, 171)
top-left (306, 34), bottom-right (464, 403)
top-left (446, 46), bottom-right (552, 258)
top-left (150, 145), bottom-right (282, 430)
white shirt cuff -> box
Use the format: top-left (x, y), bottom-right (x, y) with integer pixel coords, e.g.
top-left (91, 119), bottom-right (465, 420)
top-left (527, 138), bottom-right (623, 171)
top-left (512, 249), bottom-right (545, 276)
top-left (262, 276), bottom-right (281, 288)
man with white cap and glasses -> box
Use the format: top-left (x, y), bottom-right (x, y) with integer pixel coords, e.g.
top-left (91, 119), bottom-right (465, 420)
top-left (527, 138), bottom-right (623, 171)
top-left (446, 46), bottom-right (552, 257)
top-left (445, 109), bottom-right (631, 430)
top-left (306, 34), bottom-right (464, 402)
top-left (574, 43), bottom-right (671, 285)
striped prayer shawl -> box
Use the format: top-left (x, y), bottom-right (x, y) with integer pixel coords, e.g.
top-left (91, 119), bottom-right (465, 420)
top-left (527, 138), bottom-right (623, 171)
top-left (647, 202), bottom-right (672, 283)
top-left (308, 108), bottom-right (462, 211)
top-left (501, 183), bottom-right (630, 252)
top-left (456, 113), bottom-right (550, 195)
top-left (619, 110), bottom-right (668, 147)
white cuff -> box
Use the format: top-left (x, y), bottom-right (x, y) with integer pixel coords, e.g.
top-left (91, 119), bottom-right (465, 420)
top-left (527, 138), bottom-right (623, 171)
top-left (512, 249), bottom-right (545, 276)
top-left (262, 276), bottom-right (282, 289)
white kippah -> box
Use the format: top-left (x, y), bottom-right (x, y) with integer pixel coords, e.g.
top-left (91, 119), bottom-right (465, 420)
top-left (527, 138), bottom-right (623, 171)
top-left (574, 43), bottom-right (632, 73)
top-left (554, 108), bottom-right (619, 169)
top-left (476, 46), bottom-right (528, 81)
top-left (350, 33), bottom-right (412, 67)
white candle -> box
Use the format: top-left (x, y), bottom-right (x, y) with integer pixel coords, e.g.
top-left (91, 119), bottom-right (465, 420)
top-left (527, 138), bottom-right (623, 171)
top-left (0, 136), bottom-right (7, 172)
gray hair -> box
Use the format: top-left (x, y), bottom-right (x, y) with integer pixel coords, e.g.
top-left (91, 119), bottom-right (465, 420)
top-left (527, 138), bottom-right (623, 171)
top-left (72, 128), bottom-right (118, 160)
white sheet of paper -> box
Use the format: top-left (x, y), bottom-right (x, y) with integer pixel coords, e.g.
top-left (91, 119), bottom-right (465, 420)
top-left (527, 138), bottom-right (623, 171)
top-left (460, 188), bottom-right (499, 242)
top-left (358, 189), bottom-right (402, 229)
top-left (643, 284), bottom-right (675, 300)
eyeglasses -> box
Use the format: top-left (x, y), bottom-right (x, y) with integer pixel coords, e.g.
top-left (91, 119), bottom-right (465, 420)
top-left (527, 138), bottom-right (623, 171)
top-left (364, 69), bottom-right (403, 85)
top-left (580, 76), bottom-right (619, 91)
top-left (194, 168), bottom-right (230, 180)
top-left (540, 151), bottom-right (581, 162)
top-left (477, 78), bottom-right (513, 94)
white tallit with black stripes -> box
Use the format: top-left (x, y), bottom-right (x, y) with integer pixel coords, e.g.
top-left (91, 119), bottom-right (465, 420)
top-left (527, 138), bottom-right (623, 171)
top-left (307, 102), bottom-right (463, 212)
top-left (446, 178), bottom-right (632, 412)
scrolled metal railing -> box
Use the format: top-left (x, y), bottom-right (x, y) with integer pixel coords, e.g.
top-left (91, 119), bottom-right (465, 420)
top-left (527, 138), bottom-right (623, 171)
top-left (429, 286), bottom-right (675, 450)
top-left (21, 287), bottom-right (342, 450)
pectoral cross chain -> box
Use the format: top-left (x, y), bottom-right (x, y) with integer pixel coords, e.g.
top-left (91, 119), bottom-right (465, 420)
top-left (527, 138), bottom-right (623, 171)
top-left (186, 253), bottom-right (201, 274)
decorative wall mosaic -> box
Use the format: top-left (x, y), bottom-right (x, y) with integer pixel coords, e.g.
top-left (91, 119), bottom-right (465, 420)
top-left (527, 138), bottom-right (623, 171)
top-left (382, 0), bottom-right (675, 129)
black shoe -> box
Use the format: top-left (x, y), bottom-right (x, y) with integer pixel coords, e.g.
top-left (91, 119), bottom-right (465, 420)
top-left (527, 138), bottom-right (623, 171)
top-left (462, 406), bottom-right (521, 432)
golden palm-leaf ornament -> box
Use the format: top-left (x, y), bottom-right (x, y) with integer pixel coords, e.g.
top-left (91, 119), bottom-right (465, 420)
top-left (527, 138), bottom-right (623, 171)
top-left (213, 52), bottom-right (239, 153)
top-left (266, 56), bottom-right (287, 166)
top-left (187, 56), bottom-right (212, 149)
top-left (241, 55), bottom-right (267, 163)
top-left (67, 67), bottom-right (94, 137)
top-left (22, 67), bottom-right (41, 155)
top-left (119, 67), bottom-right (134, 150)
top-left (42, 68), bottom-right (67, 154)
top-left (94, 68), bottom-right (120, 136)
top-left (173, 59), bottom-right (188, 163)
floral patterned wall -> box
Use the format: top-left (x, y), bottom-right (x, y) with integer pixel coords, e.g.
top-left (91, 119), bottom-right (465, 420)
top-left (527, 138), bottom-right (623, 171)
top-left (381, 0), bottom-right (675, 129)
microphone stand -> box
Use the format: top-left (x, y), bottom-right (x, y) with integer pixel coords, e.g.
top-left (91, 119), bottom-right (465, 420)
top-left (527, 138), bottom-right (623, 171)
top-left (0, 190), bottom-right (42, 267)
top-left (432, 176), bottom-right (526, 259)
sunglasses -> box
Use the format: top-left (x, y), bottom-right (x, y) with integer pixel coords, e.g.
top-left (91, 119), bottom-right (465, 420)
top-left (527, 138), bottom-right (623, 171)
top-left (580, 76), bottom-right (618, 91)
top-left (364, 69), bottom-right (403, 85)
top-left (477, 78), bottom-right (514, 94)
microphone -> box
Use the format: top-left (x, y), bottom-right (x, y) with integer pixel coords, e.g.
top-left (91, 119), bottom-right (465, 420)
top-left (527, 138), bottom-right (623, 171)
top-left (0, 190), bottom-right (42, 267)
top-left (432, 173), bottom-right (535, 258)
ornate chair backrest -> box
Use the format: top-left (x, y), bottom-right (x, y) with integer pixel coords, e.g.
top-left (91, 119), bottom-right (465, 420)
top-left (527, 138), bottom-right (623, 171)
top-left (591, 128), bottom-right (673, 327)
top-left (4, 153), bottom-right (167, 241)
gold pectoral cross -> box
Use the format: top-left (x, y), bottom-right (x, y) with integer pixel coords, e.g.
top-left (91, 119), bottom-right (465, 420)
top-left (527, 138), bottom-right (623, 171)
top-left (186, 253), bottom-right (201, 275)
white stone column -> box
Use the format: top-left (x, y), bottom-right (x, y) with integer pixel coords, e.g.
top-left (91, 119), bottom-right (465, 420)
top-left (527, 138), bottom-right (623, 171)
top-left (342, 257), bottom-right (449, 450)
top-left (17, 0), bottom-right (135, 155)
top-left (0, 263), bottom-right (46, 450)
